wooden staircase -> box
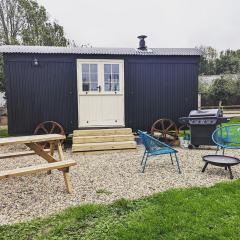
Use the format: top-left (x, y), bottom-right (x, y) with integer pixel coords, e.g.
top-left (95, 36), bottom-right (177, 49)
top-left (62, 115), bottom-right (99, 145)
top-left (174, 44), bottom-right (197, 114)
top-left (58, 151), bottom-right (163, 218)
top-left (72, 128), bottom-right (137, 152)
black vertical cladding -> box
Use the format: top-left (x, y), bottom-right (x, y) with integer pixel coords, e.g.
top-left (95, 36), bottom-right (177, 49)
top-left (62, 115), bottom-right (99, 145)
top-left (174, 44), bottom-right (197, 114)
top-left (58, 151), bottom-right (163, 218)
top-left (4, 53), bottom-right (200, 135)
top-left (5, 54), bottom-right (78, 135)
top-left (124, 56), bottom-right (199, 131)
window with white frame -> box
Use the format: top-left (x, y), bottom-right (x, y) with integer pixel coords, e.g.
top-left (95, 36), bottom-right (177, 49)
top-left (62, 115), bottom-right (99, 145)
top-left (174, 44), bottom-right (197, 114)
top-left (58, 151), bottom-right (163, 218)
top-left (104, 64), bottom-right (120, 92)
top-left (82, 64), bottom-right (98, 91)
top-left (78, 60), bottom-right (123, 94)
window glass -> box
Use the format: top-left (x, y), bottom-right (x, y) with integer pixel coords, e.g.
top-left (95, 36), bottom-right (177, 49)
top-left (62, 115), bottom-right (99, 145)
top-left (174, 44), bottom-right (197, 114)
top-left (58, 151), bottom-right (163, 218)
top-left (82, 64), bottom-right (89, 73)
top-left (104, 64), bottom-right (111, 73)
top-left (104, 64), bottom-right (120, 92)
top-left (90, 64), bottom-right (97, 73)
top-left (83, 83), bottom-right (89, 91)
top-left (82, 64), bottom-right (98, 92)
top-left (82, 74), bottom-right (89, 82)
top-left (90, 82), bottom-right (98, 91)
top-left (113, 83), bottom-right (119, 91)
top-left (112, 64), bottom-right (119, 73)
top-left (104, 83), bottom-right (111, 91)
top-left (113, 74), bottom-right (119, 80)
top-left (90, 73), bottom-right (97, 82)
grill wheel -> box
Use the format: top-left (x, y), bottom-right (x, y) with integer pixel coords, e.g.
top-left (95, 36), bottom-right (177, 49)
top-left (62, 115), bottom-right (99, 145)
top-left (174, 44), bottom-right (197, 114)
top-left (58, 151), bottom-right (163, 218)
top-left (151, 119), bottom-right (179, 146)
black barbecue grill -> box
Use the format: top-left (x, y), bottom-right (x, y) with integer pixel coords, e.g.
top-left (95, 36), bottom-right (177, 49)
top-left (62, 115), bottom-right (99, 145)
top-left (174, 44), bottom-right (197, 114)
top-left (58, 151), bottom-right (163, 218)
top-left (179, 109), bottom-right (230, 148)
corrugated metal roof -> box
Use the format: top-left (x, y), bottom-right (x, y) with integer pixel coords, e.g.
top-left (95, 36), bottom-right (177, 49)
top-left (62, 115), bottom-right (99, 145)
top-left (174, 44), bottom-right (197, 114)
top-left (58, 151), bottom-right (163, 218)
top-left (0, 45), bottom-right (203, 56)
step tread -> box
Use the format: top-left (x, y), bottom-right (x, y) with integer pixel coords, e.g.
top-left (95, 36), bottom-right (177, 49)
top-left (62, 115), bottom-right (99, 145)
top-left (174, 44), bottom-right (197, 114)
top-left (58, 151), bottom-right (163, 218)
top-left (73, 128), bottom-right (133, 136)
top-left (73, 134), bottom-right (134, 144)
top-left (73, 140), bottom-right (136, 146)
top-left (73, 134), bottom-right (134, 139)
top-left (72, 141), bottom-right (137, 152)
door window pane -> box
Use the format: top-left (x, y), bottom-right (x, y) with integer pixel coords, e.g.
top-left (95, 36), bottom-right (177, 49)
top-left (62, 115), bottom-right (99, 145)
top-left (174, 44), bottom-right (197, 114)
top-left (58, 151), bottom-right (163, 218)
top-left (83, 83), bottom-right (90, 91)
top-left (82, 74), bottom-right (89, 82)
top-left (104, 64), bottom-right (111, 73)
top-left (113, 74), bottom-right (119, 80)
top-left (90, 82), bottom-right (98, 91)
top-left (112, 64), bottom-right (119, 73)
top-left (90, 64), bottom-right (97, 73)
top-left (104, 64), bottom-right (120, 92)
top-left (82, 64), bottom-right (98, 92)
top-left (104, 83), bottom-right (111, 91)
top-left (82, 64), bottom-right (89, 73)
top-left (113, 83), bottom-right (119, 91)
top-left (90, 73), bottom-right (97, 82)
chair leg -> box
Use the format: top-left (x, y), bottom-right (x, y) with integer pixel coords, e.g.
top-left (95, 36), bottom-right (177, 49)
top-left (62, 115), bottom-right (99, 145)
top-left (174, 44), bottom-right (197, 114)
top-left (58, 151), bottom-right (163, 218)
top-left (142, 154), bottom-right (149, 173)
top-left (170, 153), bottom-right (173, 165)
top-left (215, 146), bottom-right (219, 155)
top-left (174, 153), bottom-right (181, 174)
top-left (141, 150), bottom-right (147, 165)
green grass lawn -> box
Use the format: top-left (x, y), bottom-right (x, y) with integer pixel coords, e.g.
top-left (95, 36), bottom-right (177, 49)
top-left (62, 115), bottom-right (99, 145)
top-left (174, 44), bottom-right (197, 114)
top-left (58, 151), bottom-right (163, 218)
top-left (0, 125), bottom-right (8, 138)
top-left (1, 180), bottom-right (240, 240)
top-left (179, 116), bottom-right (240, 137)
top-left (224, 116), bottom-right (240, 125)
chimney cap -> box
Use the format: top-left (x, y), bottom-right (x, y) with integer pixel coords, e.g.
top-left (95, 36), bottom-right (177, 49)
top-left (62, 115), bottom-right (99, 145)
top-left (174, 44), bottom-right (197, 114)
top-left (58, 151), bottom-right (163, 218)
top-left (137, 35), bottom-right (147, 39)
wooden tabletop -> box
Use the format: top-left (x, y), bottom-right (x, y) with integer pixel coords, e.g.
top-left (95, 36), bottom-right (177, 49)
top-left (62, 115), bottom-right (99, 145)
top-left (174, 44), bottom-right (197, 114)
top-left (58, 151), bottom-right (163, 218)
top-left (0, 134), bottom-right (65, 146)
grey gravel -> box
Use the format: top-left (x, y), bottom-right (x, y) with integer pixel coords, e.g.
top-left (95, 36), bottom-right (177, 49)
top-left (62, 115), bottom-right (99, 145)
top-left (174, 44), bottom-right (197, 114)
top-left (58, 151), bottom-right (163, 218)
top-left (0, 145), bottom-right (240, 225)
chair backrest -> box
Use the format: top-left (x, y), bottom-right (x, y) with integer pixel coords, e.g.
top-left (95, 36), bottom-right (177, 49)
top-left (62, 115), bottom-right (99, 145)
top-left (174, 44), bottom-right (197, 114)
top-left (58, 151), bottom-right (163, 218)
top-left (138, 130), bottom-right (175, 153)
top-left (212, 124), bottom-right (240, 148)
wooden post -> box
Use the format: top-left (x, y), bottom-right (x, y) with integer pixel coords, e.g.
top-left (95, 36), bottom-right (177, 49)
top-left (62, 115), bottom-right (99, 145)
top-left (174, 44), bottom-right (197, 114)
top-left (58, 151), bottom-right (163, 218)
top-left (47, 142), bottom-right (55, 175)
top-left (63, 168), bottom-right (73, 194)
top-left (198, 93), bottom-right (201, 110)
top-left (57, 141), bottom-right (64, 161)
top-left (56, 141), bottom-right (73, 193)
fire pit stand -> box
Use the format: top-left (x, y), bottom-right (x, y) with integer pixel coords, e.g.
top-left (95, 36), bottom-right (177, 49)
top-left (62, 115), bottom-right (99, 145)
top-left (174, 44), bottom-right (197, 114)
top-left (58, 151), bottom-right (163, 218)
top-left (202, 155), bottom-right (240, 179)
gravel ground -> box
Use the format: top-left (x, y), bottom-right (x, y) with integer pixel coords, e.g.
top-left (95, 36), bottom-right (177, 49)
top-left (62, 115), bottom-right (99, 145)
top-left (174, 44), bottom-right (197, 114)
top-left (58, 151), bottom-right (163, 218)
top-left (0, 145), bottom-right (240, 225)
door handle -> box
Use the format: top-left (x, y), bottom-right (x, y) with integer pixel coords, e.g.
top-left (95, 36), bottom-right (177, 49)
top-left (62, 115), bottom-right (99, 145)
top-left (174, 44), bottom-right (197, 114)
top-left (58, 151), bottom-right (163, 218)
top-left (97, 85), bottom-right (101, 92)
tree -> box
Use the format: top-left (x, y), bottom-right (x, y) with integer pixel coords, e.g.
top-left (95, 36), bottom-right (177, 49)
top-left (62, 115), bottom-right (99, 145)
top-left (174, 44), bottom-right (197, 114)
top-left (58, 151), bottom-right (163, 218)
top-left (0, 0), bottom-right (24, 45)
top-left (198, 46), bottom-right (218, 75)
top-left (209, 76), bottom-right (234, 104)
top-left (0, 0), bottom-right (69, 92)
top-left (19, 0), bottom-right (68, 46)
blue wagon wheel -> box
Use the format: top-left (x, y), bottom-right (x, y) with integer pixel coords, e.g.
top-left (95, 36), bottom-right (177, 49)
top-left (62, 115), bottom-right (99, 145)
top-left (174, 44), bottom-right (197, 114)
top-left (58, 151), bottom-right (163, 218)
top-left (34, 121), bottom-right (65, 149)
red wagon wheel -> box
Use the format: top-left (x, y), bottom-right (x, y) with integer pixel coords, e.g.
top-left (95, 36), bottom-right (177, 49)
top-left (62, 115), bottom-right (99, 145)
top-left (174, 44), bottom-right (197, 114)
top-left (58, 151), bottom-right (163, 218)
top-left (34, 121), bottom-right (65, 149)
top-left (151, 119), bottom-right (179, 146)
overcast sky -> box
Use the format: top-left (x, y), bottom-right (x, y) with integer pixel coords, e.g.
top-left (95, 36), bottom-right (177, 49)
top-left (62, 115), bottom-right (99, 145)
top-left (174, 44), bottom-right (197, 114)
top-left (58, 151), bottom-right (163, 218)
top-left (37, 0), bottom-right (240, 50)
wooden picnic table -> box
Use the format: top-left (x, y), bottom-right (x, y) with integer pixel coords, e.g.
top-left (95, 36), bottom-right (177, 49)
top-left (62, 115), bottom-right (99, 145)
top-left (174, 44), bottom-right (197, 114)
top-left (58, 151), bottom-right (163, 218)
top-left (0, 134), bottom-right (76, 193)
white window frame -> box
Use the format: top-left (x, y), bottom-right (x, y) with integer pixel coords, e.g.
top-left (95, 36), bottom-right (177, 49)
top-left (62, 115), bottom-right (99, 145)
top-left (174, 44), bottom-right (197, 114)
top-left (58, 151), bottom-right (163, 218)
top-left (77, 59), bottom-right (124, 96)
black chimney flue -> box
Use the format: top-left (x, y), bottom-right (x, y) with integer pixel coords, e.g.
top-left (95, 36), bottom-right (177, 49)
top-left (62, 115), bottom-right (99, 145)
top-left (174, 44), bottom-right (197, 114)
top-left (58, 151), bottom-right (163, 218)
top-left (138, 35), bottom-right (147, 50)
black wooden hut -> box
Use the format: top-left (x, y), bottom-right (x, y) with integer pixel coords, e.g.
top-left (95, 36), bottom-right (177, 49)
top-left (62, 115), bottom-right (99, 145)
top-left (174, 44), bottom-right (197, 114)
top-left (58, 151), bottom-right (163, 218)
top-left (0, 36), bottom-right (202, 135)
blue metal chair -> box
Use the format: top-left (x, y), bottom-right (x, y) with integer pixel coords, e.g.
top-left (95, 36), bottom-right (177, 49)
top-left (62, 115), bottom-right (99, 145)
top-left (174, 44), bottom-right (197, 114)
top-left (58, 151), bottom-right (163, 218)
top-left (212, 124), bottom-right (240, 155)
top-left (138, 130), bottom-right (181, 173)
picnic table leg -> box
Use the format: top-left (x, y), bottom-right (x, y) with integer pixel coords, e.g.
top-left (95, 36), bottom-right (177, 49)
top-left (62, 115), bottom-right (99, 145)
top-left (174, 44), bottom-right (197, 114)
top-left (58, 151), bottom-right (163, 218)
top-left (57, 141), bottom-right (64, 161)
top-left (63, 168), bottom-right (73, 193)
top-left (47, 142), bottom-right (55, 175)
top-left (57, 140), bottom-right (74, 193)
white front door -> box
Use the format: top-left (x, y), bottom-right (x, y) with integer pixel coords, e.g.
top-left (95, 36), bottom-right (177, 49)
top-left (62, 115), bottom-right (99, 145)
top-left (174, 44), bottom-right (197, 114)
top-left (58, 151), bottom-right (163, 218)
top-left (77, 59), bottom-right (125, 127)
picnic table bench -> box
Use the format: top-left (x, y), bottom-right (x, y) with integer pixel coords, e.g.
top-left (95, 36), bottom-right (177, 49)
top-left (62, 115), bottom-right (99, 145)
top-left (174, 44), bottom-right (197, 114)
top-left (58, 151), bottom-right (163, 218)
top-left (0, 134), bottom-right (77, 193)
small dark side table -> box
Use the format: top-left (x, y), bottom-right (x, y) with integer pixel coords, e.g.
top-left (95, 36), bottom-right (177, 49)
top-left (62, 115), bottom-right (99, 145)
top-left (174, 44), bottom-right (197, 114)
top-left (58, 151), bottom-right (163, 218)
top-left (202, 155), bottom-right (240, 179)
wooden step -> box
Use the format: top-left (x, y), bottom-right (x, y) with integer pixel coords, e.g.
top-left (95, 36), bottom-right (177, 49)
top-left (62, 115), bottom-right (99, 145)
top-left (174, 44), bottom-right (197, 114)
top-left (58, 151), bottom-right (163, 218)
top-left (73, 134), bottom-right (134, 144)
top-left (0, 160), bottom-right (77, 180)
top-left (73, 128), bottom-right (132, 137)
top-left (72, 141), bottom-right (136, 152)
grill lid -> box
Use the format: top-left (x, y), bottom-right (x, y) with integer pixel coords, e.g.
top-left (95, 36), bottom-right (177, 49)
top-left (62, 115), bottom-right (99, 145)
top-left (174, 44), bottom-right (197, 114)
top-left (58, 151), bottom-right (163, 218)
top-left (189, 109), bottom-right (222, 118)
